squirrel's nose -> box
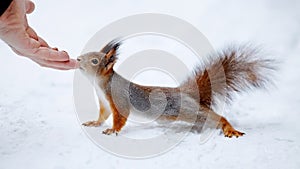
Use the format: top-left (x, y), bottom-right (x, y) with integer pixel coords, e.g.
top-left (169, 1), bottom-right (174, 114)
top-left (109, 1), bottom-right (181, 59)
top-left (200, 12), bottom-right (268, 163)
top-left (77, 58), bottom-right (81, 61)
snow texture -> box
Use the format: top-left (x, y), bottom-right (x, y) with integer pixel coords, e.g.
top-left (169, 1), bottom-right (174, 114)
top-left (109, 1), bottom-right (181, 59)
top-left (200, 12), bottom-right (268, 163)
top-left (0, 0), bottom-right (300, 169)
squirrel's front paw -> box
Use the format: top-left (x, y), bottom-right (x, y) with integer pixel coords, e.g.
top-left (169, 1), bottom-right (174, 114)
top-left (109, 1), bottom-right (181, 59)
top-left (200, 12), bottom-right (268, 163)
top-left (82, 120), bottom-right (102, 127)
top-left (102, 128), bottom-right (118, 136)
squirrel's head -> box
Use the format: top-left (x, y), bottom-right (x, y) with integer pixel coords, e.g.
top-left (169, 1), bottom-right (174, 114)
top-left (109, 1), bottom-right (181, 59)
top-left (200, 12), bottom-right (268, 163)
top-left (77, 39), bottom-right (121, 79)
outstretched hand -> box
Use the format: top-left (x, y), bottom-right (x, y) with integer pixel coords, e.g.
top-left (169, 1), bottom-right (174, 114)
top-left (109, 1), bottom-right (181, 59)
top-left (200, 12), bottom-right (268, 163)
top-left (0, 0), bottom-right (79, 70)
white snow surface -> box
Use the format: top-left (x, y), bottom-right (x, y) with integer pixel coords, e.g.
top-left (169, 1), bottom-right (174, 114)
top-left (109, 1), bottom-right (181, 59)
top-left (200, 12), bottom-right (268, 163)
top-left (1, 0), bottom-right (300, 169)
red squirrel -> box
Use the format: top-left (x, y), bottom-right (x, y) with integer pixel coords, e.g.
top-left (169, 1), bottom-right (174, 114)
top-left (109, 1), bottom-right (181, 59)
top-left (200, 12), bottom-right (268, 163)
top-left (77, 39), bottom-right (274, 138)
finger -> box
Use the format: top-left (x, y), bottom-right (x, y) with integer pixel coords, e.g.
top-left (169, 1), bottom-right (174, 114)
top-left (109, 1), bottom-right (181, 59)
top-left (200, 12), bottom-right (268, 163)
top-left (33, 47), bottom-right (70, 61)
top-left (13, 35), bottom-right (70, 62)
top-left (37, 36), bottom-right (60, 51)
top-left (32, 59), bottom-right (74, 70)
top-left (11, 44), bottom-right (79, 70)
top-left (32, 58), bottom-right (79, 70)
top-left (9, 45), bottom-right (72, 70)
top-left (25, 0), bottom-right (35, 14)
top-left (26, 26), bottom-right (38, 41)
top-left (37, 36), bottom-right (49, 47)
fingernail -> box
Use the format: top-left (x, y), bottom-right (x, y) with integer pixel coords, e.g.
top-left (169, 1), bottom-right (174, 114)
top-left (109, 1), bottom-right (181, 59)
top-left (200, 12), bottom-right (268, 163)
top-left (59, 51), bottom-right (70, 60)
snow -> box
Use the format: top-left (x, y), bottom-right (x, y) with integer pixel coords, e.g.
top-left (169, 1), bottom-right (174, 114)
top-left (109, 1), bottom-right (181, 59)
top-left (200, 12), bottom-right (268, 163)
top-left (1, 0), bottom-right (300, 169)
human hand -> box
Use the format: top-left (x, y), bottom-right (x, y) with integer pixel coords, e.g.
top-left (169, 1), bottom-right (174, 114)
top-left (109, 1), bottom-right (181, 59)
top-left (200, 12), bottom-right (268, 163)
top-left (0, 0), bottom-right (79, 70)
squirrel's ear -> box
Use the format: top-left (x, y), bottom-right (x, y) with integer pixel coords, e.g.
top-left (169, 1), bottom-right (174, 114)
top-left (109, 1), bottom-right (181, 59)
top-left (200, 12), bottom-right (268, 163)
top-left (101, 39), bottom-right (121, 73)
top-left (100, 38), bottom-right (121, 54)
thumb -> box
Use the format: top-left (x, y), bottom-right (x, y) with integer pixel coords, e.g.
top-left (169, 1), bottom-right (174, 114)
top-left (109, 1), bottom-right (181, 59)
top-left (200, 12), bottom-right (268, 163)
top-left (25, 0), bottom-right (35, 14)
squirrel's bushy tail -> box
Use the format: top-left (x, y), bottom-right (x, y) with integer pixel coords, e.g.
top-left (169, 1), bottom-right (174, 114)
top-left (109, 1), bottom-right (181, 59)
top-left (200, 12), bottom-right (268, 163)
top-left (181, 45), bottom-right (275, 107)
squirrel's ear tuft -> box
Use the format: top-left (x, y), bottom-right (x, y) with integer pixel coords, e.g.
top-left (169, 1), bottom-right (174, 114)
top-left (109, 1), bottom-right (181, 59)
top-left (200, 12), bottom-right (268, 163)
top-left (100, 38), bottom-right (121, 55)
top-left (101, 38), bottom-right (122, 72)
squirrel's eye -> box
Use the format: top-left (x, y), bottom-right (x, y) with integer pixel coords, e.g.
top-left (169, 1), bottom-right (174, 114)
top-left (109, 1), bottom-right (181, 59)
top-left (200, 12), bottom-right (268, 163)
top-left (91, 58), bottom-right (99, 65)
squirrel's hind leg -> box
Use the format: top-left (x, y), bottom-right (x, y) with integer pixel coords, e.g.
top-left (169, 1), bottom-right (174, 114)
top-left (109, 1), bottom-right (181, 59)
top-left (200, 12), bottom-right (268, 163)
top-left (199, 107), bottom-right (245, 138)
top-left (219, 117), bottom-right (245, 138)
top-left (82, 99), bottom-right (111, 127)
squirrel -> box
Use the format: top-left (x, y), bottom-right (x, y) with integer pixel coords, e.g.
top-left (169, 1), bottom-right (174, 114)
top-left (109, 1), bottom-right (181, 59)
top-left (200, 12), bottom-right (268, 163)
top-left (77, 38), bottom-right (274, 138)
